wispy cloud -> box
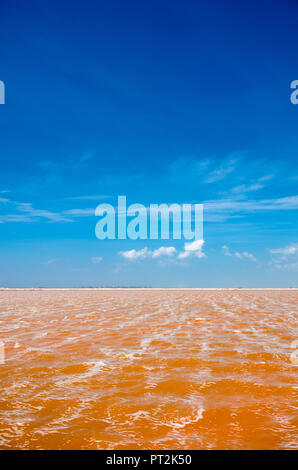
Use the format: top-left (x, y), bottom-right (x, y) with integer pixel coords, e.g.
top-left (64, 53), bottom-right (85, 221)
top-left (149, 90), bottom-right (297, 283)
top-left (44, 258), bottom-right (58, 265)
top-left (270, 243), bottom-right (298, 258)
top-left (205, 195), bottom-right (298, 221)
top-left (15, 202), bottom-right (72, 222)
top-left (229, 174), bottom-right (274, 197)
top-left (63, 208), bottom-right (94, 217)
top-left (235, 251), bottom-right (257, 262)
top-left (168, 150), bottom-right (247, 186)
top-left (0, 214), bottom-right (34, 223)
top-left (269, 242), bottom-right (298, 270)
top-left (204, 160), bottom-right (237, 184)
top-left (0, 200), bottom-right (96, 223)
top-left (168, 156), bottom-right (211, 183)
top-left (91, 256), bottom-right (103, 264)
top-left (222, 245), bottom-right (232, 256)
top-left (282, 262), bottom-right (298, 271)
top-left (1, 190), bottom-right (298, 225)
top-left (67, 195), bottom-right (111, 201)
top-left (222, 245), bottom-right (257, 262)
top-left (39, 149), bottom-right (96, 172)
top-left (203, 151), bottom-right (248, 184)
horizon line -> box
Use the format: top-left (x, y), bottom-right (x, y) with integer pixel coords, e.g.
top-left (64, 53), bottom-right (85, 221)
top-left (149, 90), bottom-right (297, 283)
top-left (0, 287), bottom-right (297, 291)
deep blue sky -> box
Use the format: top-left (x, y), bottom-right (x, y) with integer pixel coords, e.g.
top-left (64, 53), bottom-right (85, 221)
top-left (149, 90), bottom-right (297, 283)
top-left (1, 0), bottom-right (298, 287)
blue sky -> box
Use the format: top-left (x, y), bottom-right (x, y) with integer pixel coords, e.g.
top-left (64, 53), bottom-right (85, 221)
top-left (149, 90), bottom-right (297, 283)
top-left (1, 0), bottom-right (298, 287)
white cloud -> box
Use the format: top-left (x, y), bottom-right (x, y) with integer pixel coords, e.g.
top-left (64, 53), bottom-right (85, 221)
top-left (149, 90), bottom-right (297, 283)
top-left (177, 251), bottom-right (191, 260)
top-left (184, 239), bottom-right (204, 252)
top-left (119, 247), bottom-right (151, 261)
top-left (178, 239), bottom-right (206, 260)
top-left (222, 245), bottom-right (257, 262)
top-left (194, 251), bottom-right (206, 259)
top-left (91, 256), bottom-right (103, 264)
top-left (243, 252), bottom-right (257, 262)
top-left (152, 246), bottom-right (177, 258)
top-left (120, 244), bottom-right (200, 262)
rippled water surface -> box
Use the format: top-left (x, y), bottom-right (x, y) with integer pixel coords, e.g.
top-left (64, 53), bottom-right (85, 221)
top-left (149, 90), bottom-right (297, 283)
top-left (0, 289), bottom-right (297, 449)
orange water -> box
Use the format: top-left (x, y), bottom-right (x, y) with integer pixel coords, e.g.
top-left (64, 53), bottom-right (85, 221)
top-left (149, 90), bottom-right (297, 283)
top-left (0, 289), bottom-right (297, 449)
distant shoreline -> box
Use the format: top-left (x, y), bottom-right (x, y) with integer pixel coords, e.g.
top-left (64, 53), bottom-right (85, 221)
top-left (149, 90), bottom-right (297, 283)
top-left (0, 287), bottom-right (297, 291)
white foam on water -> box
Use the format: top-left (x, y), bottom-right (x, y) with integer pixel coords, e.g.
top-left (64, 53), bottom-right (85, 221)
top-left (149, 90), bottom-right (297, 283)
top-left (0, 340), bottom-right (5, 364)
top-left (158, 407), bottom-right (205, 430)
top-left (290, 350), bottom-right (298, 365)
